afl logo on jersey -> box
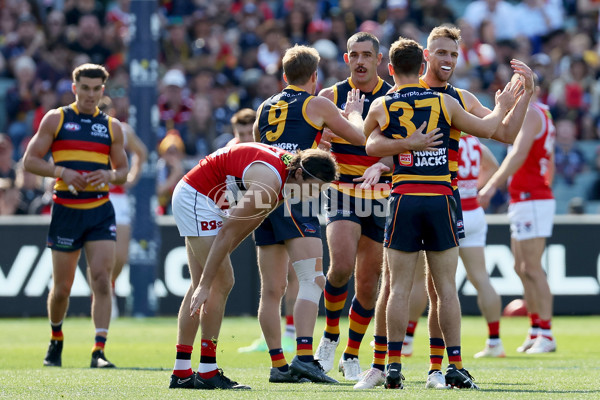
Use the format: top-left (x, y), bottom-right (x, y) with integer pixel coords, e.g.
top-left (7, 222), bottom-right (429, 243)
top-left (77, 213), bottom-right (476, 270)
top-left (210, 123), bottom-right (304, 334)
top-left (64, 122), bottom-right (81, 131)
top-left (91, 123), bottom-right (109, 138)
top-left (399, 152), bottom-right (413, 166)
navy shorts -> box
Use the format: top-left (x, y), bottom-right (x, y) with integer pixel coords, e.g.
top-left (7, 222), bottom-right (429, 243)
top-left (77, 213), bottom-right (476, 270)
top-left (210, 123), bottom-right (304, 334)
top-left (47, 202), bottom-right (117, 252)
top-left (325, 188), bottom-right (387, 243)
top-left (254, 199), bottom-right (321, 246)
top-left (454, 188), bottom-right (465, 239)
top-left (384, 193), bottom-right (459, 252)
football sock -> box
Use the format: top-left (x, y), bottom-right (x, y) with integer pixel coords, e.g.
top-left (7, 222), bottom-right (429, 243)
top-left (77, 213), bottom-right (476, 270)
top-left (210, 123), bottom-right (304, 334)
top-left (387, 341), bottom-right (402, 365)
top-left (323, 280), bottom-right (348, 342)
top-left (539, 319), bottom-right (553, 339)
top-left (173, 344), bottom-right (193, 378)
top-left (296, 337), bottom-right (313, 362)
top-left (447, 346), bottom-right (463, 370)
top-left (488, 320), bottom-right (501, 345)
top-left (285, 315), bottom-right (295, 337)
top-left (342, 297), bottom-right (374, 360)
top-left (405, 320), bottom-right (418, 344)
top-left (371, 335), bottom-right (387, 372)
top-left (529, 313), bottom-right (541, 338)
top-left (198, 339), bottom-right (218, 379)
top-left (429, 337), bottom-right (445, 373)
top-left (50, 320), bottom-right (63, 341)
top-left (269, 348), bottom-right (288, 372)
top-left (92, 328), bottom-right (108, 352)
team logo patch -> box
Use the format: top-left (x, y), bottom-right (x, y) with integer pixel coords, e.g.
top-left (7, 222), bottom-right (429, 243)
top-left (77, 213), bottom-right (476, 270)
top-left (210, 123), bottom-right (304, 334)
top-left (399, 152), bottom-right (413, 166)
top-left (64, 122), bottom-right (80, 131)
top-left (91, 123), bottom-right (109, 138)
top-left (456, 220), bottom-right (464, 229)
top-left (302, 223), bottom-right (317, 234)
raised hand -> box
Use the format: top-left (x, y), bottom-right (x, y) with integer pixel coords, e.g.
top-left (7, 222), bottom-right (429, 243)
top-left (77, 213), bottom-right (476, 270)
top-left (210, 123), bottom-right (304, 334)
top-left (343, 88), bottom-right (365, 117)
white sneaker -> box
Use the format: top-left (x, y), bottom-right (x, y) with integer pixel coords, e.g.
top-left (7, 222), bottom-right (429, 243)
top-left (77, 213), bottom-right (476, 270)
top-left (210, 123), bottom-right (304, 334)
top-left (401, 340), bottom-right (413, 357)
top-left (526, 336), bottom-right (556, 354)
top-left (315, 337), bottom-right (339, 373)
top-left (474, 341), bottom-right (506, 358)
top-left (516, 336), bottom-right (537, 353)
top-left (425, 370), bottom-right (450, 389)
top-left (338, 357), bottom-right (361, 381)
top-left (353, 367), bottom-right (385, 389)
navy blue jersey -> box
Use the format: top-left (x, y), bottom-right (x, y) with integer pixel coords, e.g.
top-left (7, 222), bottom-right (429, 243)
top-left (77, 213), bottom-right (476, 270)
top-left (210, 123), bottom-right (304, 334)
top-left (330, 77), bottom-right (393, 199)
top-left (257, 85), bottom-right (323, 152)
top-left (381, 84), bottom-right (453, 195)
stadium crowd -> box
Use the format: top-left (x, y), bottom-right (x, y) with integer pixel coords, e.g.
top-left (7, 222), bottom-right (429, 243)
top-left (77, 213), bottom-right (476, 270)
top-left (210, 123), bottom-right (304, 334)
top-left (1, 0), bottom-right (600, 216)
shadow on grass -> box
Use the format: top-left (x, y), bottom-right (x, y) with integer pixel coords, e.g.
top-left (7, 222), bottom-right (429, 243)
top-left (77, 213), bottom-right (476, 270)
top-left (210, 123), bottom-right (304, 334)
top-left (480, 389), bottom-right (600, 394)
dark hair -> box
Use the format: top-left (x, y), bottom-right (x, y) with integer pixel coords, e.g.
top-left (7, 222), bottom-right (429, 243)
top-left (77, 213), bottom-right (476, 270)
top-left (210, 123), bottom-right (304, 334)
top-left (72, 63), bottom-right (109, 83)
top-left (231, 108), bottom-right (256, 126)
top-left (287, 148), bottom-right (339, 183)
top-left (347, 31), bottom-right (380, 55)
top-left (282, 45), bottom-right (320, 85)
top-left (389, 37), bottom-right (423, 76)
top-left (98, 96), bottom-right (113, 113)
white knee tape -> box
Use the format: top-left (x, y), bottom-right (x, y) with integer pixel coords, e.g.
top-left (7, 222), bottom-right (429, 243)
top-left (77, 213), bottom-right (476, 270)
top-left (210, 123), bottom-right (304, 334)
top-left (293, 258), bottom-right (324, 305)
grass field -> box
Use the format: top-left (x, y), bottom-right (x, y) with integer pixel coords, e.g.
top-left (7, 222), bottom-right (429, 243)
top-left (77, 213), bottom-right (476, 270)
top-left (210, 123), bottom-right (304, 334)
top-left (1, 315), bottom-right (598, 399)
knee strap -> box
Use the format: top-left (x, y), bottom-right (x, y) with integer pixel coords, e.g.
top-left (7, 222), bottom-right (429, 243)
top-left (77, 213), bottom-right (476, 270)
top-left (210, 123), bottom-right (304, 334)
top-left (293, 258), bottom-right (324, 305)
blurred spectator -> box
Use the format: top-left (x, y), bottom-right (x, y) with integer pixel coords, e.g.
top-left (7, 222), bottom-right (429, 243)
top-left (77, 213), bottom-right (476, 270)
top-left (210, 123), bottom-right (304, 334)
top-left (31, 80), bottom-right (58, 133)
top-left (64, 0), bottom-right (105, 26)
top-left (567, 196), bottom-right (586, 214)
top-left (1, 13), bottom-right (44, 74)
top-left (210, 77), bottom-right (238, 139)
top-left (257, 22), bottom-right (285, 74)
top-left (156, 130), bottom-right (186, 215)
top-left (0, 133), bottom-right (16, 182)
top-left (462, 0), bottom-right (518, 40)
top-left (514, 0), bottom-right (564, 53)
top-left (67, 14), bottom-right (110, 65)
top-left (43, 9), bottom-right (67, 50)
top-left (160, 16), bottom-right (193, 72)
top-left (284, 8), bottom-right (309, 46)
top-left (5, 55), bottom-right (38, 160)
top-left (186, 94), bottom-right (216, 157)
top-left (412, 0), bottom-right (456, 35)
top-left (158, 68), bottom-right (193, 141)
top-left (37, 40), bottom-right (73, 85)
top-left (588, 145), bottom-right (600, 201)
top-left (554, 118), bottom-right (586, 185)
top-left (0, 176), bottom-right (19, 215)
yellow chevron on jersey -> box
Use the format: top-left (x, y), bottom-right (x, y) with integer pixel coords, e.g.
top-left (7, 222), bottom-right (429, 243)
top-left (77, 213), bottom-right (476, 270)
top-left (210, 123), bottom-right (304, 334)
top-left (330, 183), bottom-right (390, 199)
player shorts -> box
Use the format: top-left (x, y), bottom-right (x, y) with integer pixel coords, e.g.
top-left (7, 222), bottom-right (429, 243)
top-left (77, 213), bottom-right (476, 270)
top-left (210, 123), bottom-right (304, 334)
top-left (384, 193), bottom-right (459, 252)
top-left (454, 189), bottom-right (465, 239)
top-left (325, 188), bottom-right (387, 243)
top-left (47, 201), bottom-right (116, 251)
top-left (110, 192), bottom-right (131, 225)
top-left (172, 180), bottom-right (225, 237)
top-left (508, 199), bottom-right (555, 241)
top-left (254, 199), bottom-right (321, 246)
top-left (459, 206), bottom-right (487, 248)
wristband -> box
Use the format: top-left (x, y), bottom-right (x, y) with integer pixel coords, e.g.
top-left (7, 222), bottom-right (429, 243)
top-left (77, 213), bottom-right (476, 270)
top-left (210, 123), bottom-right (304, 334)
top-left (54, 166), bottom-right (65, 178)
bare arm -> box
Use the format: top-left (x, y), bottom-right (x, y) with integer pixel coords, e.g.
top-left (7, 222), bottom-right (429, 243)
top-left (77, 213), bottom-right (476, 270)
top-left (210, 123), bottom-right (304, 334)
top-left (189, 163), bottom-right (281, 315)
top-left (465, 59), bottom-right (534, 144)
top-left (477, 143), bottom-right (499, 189)
top-left (308, 89), bottom-right (365, 146)
top-left (252, 103), bottom-right (265, 142)
top-left (122, 122), bottom-right (148, 188)
top-left (478, 106), bottom-right (540, 208)
top-left (446, 79), bottom-right (519, 139)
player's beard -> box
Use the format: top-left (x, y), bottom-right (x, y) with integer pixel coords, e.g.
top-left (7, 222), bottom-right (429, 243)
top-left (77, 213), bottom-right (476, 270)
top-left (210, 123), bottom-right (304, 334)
top-left (434, 65), bottom-right (454, 84)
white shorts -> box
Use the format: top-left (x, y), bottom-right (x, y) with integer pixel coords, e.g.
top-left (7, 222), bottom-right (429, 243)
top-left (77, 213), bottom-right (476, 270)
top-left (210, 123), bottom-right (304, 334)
top-left (508, 199), bottom-right (555, 241)
top-left (459, 207), bottom-right (487, 248)
top-left (172, 180), bottom-right (226, 237)
top-left (110, 193), bottom-right (131, 225)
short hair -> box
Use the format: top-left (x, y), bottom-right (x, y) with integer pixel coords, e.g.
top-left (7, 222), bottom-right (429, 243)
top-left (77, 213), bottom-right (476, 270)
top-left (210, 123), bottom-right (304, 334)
top-left (389, 37), bottom-right (423, 76)
top-left (287, 148), bottom-right (339, 183)
top-left (72, 63), bottom-right (109, 83)
top-left (427, 25), bottom-right (461, 48)
top-left (347, 31), bottom-right (380, 54)
top-left (282, 45), bottom-right (320, 85)
top-left (231, 108), bottom-right (256, 126)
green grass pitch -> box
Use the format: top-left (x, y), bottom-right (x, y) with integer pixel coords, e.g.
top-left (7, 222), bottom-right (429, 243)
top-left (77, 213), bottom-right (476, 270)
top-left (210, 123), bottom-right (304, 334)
top-left (1, 316), bottom-right (598, 399)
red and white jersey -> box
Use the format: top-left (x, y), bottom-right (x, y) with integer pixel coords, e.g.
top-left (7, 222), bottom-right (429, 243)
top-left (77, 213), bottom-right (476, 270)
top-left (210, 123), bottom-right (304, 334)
top-left (509, 102), bottom-right (555, 203)
top-left (457, 134), bottom-right (482, 211)
top-left (183, 143), bottom-right (291, 209)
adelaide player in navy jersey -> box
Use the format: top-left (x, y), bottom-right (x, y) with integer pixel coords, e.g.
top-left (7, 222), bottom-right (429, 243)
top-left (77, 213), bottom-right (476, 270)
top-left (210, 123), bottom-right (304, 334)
top-left (23, 63), bottom-right (129, 369)
top-left (364, 37), bottom-right (521, 390)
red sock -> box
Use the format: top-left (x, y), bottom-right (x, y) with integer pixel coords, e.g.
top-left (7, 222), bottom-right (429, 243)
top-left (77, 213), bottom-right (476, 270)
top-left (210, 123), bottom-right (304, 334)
top-left (198, 339), bottom-right (218, 379)
top-left (173, 344), bottom-right (193, 378)
top-left (488, 321), bottom-right (500, 339)
top-left (406, 320), bottom-right (418, 338)
top-left (286, 315), bottom-right (294, 327)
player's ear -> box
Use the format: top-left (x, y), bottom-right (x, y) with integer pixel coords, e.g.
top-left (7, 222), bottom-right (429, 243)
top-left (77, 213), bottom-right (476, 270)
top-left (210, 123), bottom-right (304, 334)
top-left (283, 73), bottom-right (289, 84)
top-left (419, 62), bottom-right (425, 76)
top-left (423, 48), bottom-right (430, 61)
top-left (387, 63), bottom-right (394, 77)
top-left (343, 53), bottom-right (349, 64)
